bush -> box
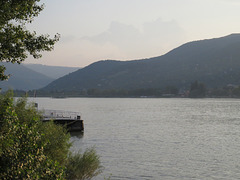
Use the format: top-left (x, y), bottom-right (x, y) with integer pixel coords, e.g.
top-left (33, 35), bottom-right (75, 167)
top-left (39, 121), bottom-right (71, 166)
top-left (66, 148), bottom-right (103, 180)
top-left (0, 92), bottom-right (65, 179)
top-left (0, 91), bottom-right (103, 179)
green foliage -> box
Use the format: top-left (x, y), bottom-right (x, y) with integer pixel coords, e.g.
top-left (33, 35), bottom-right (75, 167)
top-left (15, 96), bottom-right (41, 123)
top-left (66, 148), bottom-right (103, 180)
top-left (14, 96), bottom-right (71, 165)
top-left (164, 86), bottom-right (178, 95)
top-left (189, 81), bottom-right (206, 98)
top-left (0, 90), bottom-right (14, 124)
top-left (0, 0), bottom-right (59, 81)
top-left (0, 92), bottom-right (65, 179)
top-left (0, 92), bottom-right (103, 180)
top-left (232, 86), bottom-right (240, 97)
top-left (38, 121), bottom-right (71, 166)
top-left (22, 87), bottom-right (171, 97)
top-left (208, 87), bottom-right (231, 97)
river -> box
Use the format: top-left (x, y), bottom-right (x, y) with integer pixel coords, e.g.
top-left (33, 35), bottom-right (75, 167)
top-left (29, 97), bottom-right (240, 179)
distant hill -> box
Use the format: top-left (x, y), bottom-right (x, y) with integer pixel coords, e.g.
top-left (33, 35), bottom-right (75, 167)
top-left (23, 64), bottom-right (80, 79)
top-left (0, 63), bottom-right (54, 91)
top-left (0, 63), bottom-right (80, 91)
top-left (42, 34), bottom-right (240, 91)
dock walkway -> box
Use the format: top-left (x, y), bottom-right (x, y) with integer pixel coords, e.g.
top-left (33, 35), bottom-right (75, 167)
top-left (41, 110), bottom-right (84, 132)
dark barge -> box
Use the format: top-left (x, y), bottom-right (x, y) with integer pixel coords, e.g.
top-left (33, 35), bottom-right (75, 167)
top-left (41, 110), bottom-right (84, 132)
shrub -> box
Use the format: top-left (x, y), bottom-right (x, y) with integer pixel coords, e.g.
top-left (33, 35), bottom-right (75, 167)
top-left (66, 148), bottom-right (103, 180)
top-left (0, 92), bottom-right (65, 179)
top-left (38, 121), bottom-right (71, 166)
top-left (0, 91), bottom-right (103, 179)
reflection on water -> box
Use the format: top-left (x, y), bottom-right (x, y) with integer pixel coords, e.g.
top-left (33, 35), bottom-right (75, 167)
top-left (70, 131), bottom-right (84, 138)
top-left (29, 98), bottom-right (240, 179)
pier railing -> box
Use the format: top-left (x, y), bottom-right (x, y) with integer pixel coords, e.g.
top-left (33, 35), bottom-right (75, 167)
top-left (41, 109), bottom-right (84, 132)
top-left (42, 109), bottom-right (81, 120)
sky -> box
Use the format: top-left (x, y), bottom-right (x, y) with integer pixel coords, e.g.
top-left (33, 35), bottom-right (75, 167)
top-left (25, 0), bottom-right (240, 67)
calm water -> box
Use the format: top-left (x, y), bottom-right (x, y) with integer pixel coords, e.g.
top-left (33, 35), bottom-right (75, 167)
top-left (29, 97), bottom-right (240, 179)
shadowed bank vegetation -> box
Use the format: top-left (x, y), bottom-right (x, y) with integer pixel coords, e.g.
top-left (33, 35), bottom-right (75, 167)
top-left (13, 82), bottom-right (240, 98)
top-left (0, 1), bottom-right (103, 178)
top-left (0, 91), bottom-right (103, 179)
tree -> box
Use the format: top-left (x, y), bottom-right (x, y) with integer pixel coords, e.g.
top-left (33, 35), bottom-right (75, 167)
top-left (0, 2), bottom-right (103, 178)
top-left (0, 0), bottom-right (59, 81)
top-left (189, 80), bottom-right (206, 98)
top-left (0, 92), bottom-right (103, 179)
top-left (0, 92), bottom-right (65, 179)
top-left (164, 86), bottom-right (178, 95)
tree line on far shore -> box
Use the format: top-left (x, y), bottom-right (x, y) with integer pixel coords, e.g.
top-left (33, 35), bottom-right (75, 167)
top-left (11, 81), bottom-right (240, 98)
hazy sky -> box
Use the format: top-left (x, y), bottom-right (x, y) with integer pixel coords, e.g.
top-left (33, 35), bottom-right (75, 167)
top-left (25, 0), bottom-right (240, 67)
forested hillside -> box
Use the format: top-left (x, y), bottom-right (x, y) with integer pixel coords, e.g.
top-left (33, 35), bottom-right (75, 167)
top-left (42, 34), bottom-right (240, 92)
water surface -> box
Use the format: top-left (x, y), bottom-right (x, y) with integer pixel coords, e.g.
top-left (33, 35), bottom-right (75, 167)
top-left (30, 98), bottom-right (240, 179)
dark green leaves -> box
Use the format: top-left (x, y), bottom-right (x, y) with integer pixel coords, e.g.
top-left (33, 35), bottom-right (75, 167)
top-left (0, 0), bottom-right (59, 81)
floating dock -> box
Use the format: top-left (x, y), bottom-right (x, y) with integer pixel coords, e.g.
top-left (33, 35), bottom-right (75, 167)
top-left (41, 110), bottom-right (84, 132)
